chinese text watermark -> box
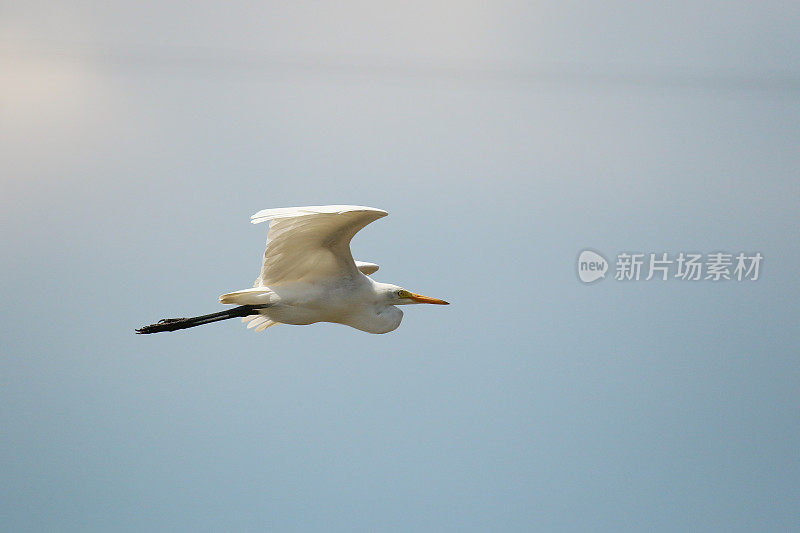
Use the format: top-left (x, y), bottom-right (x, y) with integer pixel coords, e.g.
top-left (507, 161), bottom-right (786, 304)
top-left (577, 250), bottom-right (762, 283)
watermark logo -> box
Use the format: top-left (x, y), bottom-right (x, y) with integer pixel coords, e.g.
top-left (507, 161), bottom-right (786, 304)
top-left (577, 250), bottom-right (762, 283)
top-left (577, 249), bottom-right (609, 283)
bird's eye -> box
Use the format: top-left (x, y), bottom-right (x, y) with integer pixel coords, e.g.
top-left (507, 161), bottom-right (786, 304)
top-left (397, 290), bottom-right (409, 298)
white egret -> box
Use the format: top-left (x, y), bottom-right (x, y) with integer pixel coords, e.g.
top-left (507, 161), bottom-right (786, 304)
top-left (136, 205), bottom-right (448, 335)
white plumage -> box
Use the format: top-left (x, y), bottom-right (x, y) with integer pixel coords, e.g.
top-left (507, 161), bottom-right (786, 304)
top-left (219, 205), bottom-right (448, 334)
top-left (249, 205), bottom-right (387, 286)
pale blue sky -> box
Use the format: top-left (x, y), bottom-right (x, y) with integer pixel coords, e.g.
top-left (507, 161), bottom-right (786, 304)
top-left (1, 2), bottom-right (799, 531)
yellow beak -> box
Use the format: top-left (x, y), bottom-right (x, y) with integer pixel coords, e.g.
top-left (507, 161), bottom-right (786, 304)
top-left (409, 292), bottom-right (450, 305)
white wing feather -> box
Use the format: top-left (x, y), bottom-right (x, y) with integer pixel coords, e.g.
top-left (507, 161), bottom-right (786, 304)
top-left (355, 261), bottom-right (379, 275)
top-left (242, 314), bottom-right (278, 333)
top-left (250, 205), bottom-right (387, 286)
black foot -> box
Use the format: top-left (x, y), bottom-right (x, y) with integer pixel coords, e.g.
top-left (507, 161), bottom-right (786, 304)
top-left (135, 317), bottom-right (188, 334)
top-left (157, 318), bottom-right (188, 325)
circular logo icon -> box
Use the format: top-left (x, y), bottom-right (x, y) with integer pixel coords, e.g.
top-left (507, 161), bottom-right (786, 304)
top-left (577, 249), bottom-right (608, 283)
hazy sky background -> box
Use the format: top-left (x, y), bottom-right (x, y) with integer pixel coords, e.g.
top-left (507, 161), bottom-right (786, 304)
top-left (1, 1), bottom-right (799, 531)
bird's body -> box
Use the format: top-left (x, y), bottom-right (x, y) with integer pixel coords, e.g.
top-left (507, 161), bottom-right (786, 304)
top-left (137, 205), bottom-right (447, 335)
top-left (246, 278), bottom-right (403, 333)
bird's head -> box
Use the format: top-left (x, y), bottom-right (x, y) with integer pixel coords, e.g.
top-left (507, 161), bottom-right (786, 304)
top-left (383, 284), bottom-right (449, 306)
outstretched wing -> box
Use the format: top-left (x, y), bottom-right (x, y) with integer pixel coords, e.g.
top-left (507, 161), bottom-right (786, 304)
top-left (250, 205), bottom-right (387, 286)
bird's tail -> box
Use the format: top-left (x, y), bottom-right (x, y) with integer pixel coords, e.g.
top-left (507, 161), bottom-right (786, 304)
top-left (135, 305), bottom-right (268, 334)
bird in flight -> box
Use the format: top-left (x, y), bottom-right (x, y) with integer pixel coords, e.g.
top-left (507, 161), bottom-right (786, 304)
top-left (136, 205), bottom-right (448, 335)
